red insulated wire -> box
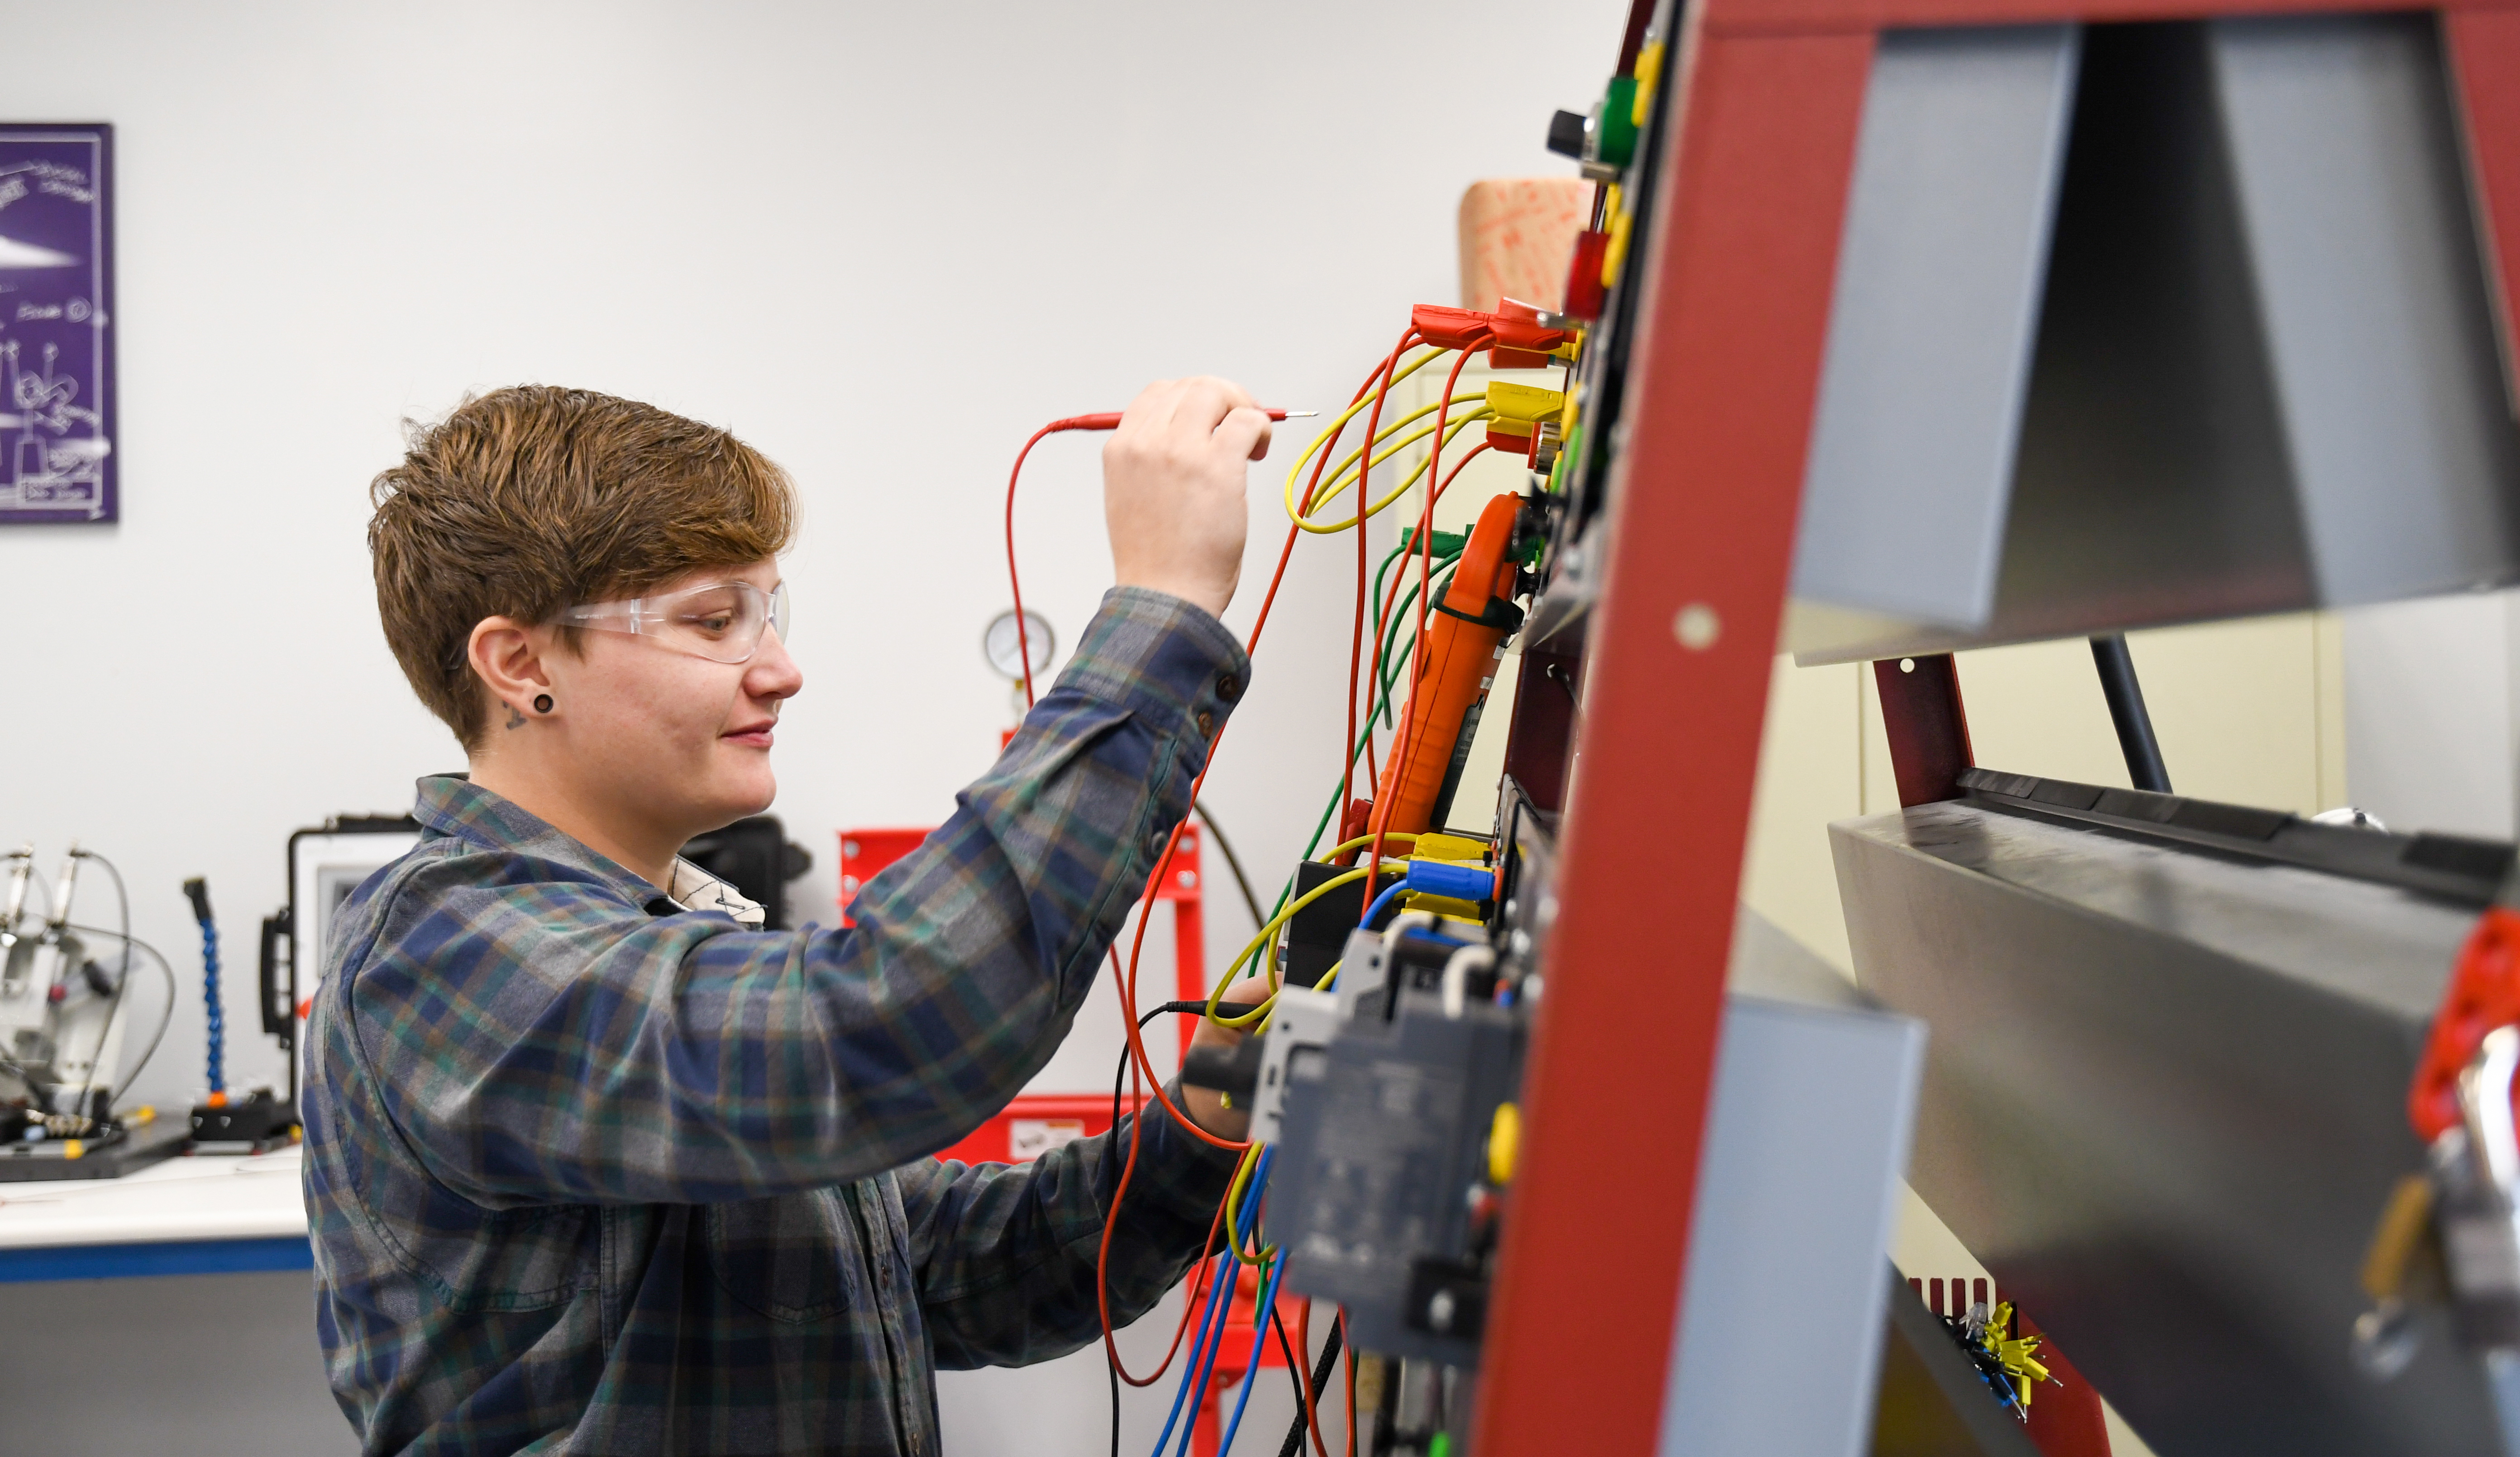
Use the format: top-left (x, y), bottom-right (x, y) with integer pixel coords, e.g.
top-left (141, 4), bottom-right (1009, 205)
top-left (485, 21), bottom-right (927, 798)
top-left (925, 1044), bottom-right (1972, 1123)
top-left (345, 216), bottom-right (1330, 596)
top-left (1100, 340), bottom-right (1428, 1153)
top-left (1083, 342), bottom-right (1437, 1410)
top-left (1003, 415), bottom-right (1116, 709)
top-left (1028, 346), bottom-right (1425, 1418)
top-left (1090, 951), bottom-right (1224, 1392)
top-left (1295, 1299), bottom-right (1332, 1457)
top-left (1002, 407), bottom-right (1304, 709)
top-left (1097, 1050), bottom-right (1234, 1388)
top-left (1361, 440), bottom-right (1492, 786)
top-left (1361, 344), bottom-right (1480, 907)
top-left (1336, 330), bottom-right (1422, 833)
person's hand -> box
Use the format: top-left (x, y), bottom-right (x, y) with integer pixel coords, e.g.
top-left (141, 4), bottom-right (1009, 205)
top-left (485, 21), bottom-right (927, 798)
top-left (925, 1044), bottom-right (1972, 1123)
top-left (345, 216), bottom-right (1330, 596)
top-left (1104, 377), bottom-right (1270, 619)
top-left (1179, 975), bottom-right (1274, 1141)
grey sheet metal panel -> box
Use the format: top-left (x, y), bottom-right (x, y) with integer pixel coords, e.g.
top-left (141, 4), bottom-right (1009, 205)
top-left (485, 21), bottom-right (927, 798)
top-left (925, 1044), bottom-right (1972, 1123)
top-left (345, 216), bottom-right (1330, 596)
top-left (2212, 14), bottom-right (2520, 605)
top-left (1792, 25), bottom-right (2081, 628)
top-left (1789, 18), bottom-right (2520, 667)
top-left (1659, 909), bottom-right (1925, 1457)
top-left (1833, 801), bottom-right (2505, 1453)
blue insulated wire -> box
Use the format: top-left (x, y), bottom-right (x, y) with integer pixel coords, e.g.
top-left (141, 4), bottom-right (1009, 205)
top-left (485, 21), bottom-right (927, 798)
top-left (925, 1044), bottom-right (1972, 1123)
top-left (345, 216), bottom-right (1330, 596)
top-left (1152, 1249), bottom-right (1239, 1457)
top-left (1174, 1149), bottom-right (1275, 1457)
top-left (1359, 879), bottom-right (1412, 933)
top-left (199, 916), bottom-right (224, 1095)
top-left (1216, 1253), bottom-right (1290, 1457)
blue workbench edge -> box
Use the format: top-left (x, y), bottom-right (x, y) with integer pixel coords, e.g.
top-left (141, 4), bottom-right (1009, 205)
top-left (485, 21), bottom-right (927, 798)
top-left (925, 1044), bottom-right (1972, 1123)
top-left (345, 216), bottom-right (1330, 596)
top-left (0, 1235), bottom-right (312, 1283)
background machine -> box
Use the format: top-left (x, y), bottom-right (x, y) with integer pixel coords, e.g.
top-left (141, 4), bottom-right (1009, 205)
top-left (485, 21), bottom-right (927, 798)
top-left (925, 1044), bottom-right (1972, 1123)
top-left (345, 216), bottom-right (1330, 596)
top-left (0, 845), bottom-right (181, 1178)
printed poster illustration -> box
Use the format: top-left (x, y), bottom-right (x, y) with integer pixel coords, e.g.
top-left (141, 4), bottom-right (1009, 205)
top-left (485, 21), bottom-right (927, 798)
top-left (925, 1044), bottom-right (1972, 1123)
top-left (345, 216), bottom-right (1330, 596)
top-left (0, 125), bottom-right (113, 524)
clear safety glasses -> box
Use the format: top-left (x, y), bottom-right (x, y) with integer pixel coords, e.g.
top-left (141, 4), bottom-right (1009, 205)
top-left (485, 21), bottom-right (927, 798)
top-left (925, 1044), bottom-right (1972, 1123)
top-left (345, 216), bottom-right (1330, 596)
top-left (554, 579), bottom-right (790, 664)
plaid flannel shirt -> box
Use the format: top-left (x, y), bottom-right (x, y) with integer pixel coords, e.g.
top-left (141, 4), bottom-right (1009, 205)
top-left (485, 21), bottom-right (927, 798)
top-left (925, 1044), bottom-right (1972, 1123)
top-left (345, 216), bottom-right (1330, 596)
top-left (303, 588), bottom-right (1250, 1457)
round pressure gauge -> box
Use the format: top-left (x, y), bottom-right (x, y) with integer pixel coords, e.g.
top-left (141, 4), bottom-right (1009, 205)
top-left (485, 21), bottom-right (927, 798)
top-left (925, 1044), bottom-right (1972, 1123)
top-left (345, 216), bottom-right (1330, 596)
top-left (982, 608), bottom-right (1056, 681)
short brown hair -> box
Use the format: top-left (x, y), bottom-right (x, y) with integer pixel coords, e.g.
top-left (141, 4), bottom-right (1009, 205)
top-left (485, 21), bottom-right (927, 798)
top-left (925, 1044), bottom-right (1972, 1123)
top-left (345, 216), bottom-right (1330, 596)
top-left (369, 386), bottom-right (797, 748)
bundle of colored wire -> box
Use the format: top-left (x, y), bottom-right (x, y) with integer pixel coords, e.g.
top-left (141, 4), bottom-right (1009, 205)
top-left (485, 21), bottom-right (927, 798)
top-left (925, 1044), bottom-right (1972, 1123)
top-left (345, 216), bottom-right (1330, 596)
top-left (1216, 1249), bottom-right (1291, 1455)
top-left (1043, 325), bottom-right (1456, 1450)
top-left (1361, 343), bottom-right (1485, 905)
top-left (1152, 1146), bottom-right (1278, 1457)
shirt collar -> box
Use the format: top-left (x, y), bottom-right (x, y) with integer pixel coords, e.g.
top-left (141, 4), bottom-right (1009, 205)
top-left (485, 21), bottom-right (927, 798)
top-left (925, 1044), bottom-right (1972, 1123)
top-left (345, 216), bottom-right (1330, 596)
top-left (664, 859), bottom-right (767, 929)
top-left (413, 774), bottom-right (765, 928)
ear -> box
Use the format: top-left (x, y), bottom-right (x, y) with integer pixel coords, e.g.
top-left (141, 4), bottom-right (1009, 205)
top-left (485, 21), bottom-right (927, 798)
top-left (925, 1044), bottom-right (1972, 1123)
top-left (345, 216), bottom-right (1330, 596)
top-left (467, 616), bottom-right (554, 727)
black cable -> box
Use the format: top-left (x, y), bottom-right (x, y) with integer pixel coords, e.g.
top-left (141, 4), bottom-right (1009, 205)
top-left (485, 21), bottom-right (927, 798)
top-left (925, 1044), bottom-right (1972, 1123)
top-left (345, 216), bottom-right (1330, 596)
top-left (1274, 1309), bottom-right (1343, 1457)
top-left (1370, 1355), bottom-right (1402, 1457)
top-left (1112, 997), bottom-right (1211, 1457)
top-left (2089, 634), bottom-right (2171, 794)
top-left (1273, 1314), bottom-right (1309, 1441)
top-left (1106, 995), bottom-right (1270, 1456)
top-left (1191, 800), bottom-right (1266, 931)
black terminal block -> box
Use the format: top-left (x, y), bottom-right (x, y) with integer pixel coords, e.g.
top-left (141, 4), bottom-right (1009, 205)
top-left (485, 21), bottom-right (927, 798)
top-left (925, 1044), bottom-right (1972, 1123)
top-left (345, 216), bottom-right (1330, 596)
top-left (191, 1088), bottom-right (299, 1147)
top-left (1283, 860), bottom-right (1368, 989)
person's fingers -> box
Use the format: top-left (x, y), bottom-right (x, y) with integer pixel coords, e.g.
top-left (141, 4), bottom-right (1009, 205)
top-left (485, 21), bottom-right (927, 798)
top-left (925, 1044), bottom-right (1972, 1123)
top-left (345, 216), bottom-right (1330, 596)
top-left (1169, 376), bottom-right (1252, 439)
top-left (1116, 378), bottom-right (1179, 439)
top-left (1193, 375), bottom-right (1260, 414)
top-left (1214, 405), bottom-right (1272, 463)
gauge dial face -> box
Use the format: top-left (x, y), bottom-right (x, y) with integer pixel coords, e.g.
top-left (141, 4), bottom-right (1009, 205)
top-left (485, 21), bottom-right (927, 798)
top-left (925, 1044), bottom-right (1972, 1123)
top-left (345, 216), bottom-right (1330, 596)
top-left (983, 608), bottom-right (1056, 680)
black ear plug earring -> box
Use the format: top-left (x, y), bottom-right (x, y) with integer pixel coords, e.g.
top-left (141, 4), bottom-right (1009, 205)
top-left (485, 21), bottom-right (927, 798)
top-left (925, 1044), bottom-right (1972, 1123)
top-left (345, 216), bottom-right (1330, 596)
top-left (534, 694), bottom-right (554, 714)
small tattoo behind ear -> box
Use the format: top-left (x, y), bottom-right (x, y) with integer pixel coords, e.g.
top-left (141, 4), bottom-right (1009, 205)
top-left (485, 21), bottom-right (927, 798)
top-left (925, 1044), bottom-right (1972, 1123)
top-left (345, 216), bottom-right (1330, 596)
top-left (504, 703), bottom-right (526, 730)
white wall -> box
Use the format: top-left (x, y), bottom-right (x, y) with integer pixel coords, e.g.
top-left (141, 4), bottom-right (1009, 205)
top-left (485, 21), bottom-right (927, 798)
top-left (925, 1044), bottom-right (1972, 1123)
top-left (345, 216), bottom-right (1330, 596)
top-left (2340, 591), bottom-right (2520, 839)
top-left (0, 0), bottom-right (1626, 1097)
top-left (0, 2), bottom-right (1627, 1452)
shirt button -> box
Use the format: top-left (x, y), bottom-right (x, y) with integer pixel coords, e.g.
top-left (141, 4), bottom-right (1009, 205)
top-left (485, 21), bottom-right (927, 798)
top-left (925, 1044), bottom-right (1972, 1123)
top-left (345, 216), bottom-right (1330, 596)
top-left (1196, 711), bottom-right (1215, 736)
top-left (1217, 673), bottom-right (1241, 701)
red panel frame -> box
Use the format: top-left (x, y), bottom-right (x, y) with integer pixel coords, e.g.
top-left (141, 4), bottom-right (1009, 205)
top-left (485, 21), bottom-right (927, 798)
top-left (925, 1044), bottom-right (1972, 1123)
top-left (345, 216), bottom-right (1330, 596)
top-left (1470, 18), bottom-right (1876, 1454)
top-left (1469, 3), bottom-right (2520, 1454)
top-left (2449, 6), bottom-right (2520, 414)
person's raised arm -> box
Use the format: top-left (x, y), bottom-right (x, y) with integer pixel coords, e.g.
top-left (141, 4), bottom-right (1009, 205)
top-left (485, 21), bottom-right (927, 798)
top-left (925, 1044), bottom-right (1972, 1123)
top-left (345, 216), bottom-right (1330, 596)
top-left (335, 377), bottom-right (1270, 1208)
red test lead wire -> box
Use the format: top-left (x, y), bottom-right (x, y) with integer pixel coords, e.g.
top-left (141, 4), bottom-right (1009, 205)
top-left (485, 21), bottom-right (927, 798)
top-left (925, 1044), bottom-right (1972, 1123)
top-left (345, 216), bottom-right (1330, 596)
top-left (1001, 407), bottom-right (1315, 708)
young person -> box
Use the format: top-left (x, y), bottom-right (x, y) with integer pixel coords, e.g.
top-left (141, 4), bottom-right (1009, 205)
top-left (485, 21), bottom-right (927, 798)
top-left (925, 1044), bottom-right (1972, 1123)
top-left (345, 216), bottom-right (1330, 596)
top-left (305, 378), bottom-right (1275, 1455)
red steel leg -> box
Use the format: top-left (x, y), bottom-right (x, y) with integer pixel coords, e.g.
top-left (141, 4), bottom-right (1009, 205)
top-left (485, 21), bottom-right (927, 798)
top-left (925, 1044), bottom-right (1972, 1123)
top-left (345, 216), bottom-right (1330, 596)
top-left (1470, 21), bottom-right (1877, 1456)
top-left (1872, 654), bottom-right (1975, 807)
top-left (2449, 7), bottom-right (2520, 417)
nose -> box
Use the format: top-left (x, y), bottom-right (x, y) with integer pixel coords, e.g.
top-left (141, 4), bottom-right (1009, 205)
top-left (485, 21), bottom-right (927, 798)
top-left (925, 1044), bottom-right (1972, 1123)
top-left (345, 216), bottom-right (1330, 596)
top-left (746, 625), bottom-right (804, 702)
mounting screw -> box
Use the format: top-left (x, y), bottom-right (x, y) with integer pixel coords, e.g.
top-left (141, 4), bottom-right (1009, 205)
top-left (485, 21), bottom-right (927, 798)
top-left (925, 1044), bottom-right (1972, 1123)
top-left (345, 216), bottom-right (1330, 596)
top-left (1178, 870), bottom-right (1197, 890)
top-left (1427, 1289), bottom-right (1457, 1333)
top-left (1674, 603), bottom-right (1720, 651)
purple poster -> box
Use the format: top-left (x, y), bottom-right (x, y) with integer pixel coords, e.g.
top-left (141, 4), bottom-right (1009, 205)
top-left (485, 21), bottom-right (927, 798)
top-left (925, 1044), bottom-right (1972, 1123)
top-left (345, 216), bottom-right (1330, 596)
top-left (0, 125), bottom-right (113, 524)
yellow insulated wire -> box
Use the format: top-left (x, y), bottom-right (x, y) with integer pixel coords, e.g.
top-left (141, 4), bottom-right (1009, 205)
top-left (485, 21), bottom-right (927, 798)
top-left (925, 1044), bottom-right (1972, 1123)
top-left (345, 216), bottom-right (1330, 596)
top-left (1316, 831), bottom-right (1420, 861)
top-left (1292, 391), bottom-right (1487, 518)
top-left (1224, 1142), bottom-right (1267, 1261)
top-left (1293, 405), bottom-right (1496, 534)
top-left (1206, 860), bottom-right (1408, 1028)
top-left (1252, 958), bottom-right (1339, 1038)
top-left (1280, 347), bottom-right (1451, 508)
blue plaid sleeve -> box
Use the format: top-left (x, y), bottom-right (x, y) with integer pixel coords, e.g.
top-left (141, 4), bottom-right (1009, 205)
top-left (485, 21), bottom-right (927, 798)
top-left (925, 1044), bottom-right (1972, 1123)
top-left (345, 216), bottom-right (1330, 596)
top-left (895, 1081), bottom-right (1244, 1368)
top-left (342, 588), bottom-right (1249, 1208)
